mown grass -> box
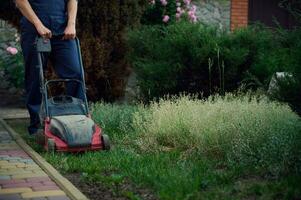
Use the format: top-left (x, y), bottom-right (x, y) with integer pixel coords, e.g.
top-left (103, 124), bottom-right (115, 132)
top-left (8, 94), bottom-right (301, 200)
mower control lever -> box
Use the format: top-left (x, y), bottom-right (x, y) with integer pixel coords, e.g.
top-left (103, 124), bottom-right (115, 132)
top-left (36, 37), bottom-right (51, 53)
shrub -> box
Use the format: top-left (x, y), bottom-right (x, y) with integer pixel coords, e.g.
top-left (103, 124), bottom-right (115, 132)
top-left (126, 22), bottom-right (272, 101)
top-left (132, 94), bottom-right (301, 176)
top-left (126, 21), bottom-right (301, 113)
top-left (0, 25), bottom-right (24, 89)
top-left (248, 27), bottom-right (301, 113)
top-left (126, 21), bottom-right (216, 100)
top-left (269, 75), bottom-right (301, 115)
top-left (0, 52), bottom-right (24, 88)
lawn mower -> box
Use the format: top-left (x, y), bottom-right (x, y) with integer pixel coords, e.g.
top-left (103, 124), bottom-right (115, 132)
top-left (35, 36), bottom-right (110, 152)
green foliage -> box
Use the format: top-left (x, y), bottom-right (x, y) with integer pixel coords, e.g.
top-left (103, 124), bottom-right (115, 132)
top-left (126, 21), bottom-right (218, 100)
top-left (269, 75), bottom-right (301, 115)
top-left (0, 52), bottom-right (24, 88)
top-left (248, 27), bottom-right (301, 113)
top-left (126, 21), bottom-right (301, 113)
top-left (0, 24), bottom-right (24, 88)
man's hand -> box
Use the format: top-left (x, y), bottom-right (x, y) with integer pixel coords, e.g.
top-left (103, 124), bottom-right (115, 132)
top-left (63, 23), bottom-right (76, 40)
top-left (15, 0), bottom-right (51, 38)
top-left (64, 0), bottom-right (78, 40)
top-left (35, 23), bottom-right (52, 39)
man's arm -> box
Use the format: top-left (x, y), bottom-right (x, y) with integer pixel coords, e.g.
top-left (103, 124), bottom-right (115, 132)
top-left (63, 0), bottom-right (78, 40)
top-left (15, 0), bottom-right (52, 38)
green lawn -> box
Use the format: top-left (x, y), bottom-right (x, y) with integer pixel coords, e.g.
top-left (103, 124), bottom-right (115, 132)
top-left (7, 94), bottom-right (301, 200)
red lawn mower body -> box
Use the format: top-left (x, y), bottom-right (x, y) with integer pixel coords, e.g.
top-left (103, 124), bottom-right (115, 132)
top-left (43, 117), bottom-right (104, 152)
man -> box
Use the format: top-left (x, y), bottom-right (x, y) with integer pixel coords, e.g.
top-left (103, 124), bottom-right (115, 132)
top-left (15, 0), bottom-right (83, 135)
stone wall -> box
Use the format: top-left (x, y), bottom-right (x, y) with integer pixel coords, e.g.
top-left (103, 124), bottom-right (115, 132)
top-left (195, 0), bottom-right (231, 30)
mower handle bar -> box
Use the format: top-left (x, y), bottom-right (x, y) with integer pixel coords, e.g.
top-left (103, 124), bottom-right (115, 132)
top-left (36, 36), bottom-right (90, 117)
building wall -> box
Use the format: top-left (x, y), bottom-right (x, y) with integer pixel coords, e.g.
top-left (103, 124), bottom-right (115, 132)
top-left (195, 0), bottom-right (231, 31)
top-left (230, 0), bottom-right (249, 30)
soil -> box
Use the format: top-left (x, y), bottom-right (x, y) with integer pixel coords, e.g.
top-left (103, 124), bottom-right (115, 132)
top-left (64, 173), bottom-right (158, 200)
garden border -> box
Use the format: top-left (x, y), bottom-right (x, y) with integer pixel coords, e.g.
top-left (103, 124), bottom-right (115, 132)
top-left (0, 118), bottom-right (89, 200)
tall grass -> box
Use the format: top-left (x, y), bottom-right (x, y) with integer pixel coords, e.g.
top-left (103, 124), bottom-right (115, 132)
top-left (132, 94), bottom-right (301, 176)
top-left (91, 95), bottom-right (301, 176)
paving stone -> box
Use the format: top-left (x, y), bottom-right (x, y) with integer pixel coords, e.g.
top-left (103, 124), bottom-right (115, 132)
top-left (25, 166), bottom-right (41, 171)
top-left (2, 182), bottom-right (42, 188)
top-left (16, 163), bottom-right (26, 168)
top-left (42, 181), bottom-right (57, 186)
top-left (0, 175), bottom-right (10, 180)
top-left (9, 160), bottom-right (21, 163)
top-left (21, 159), bottom-right (34, 163)
top-left (0, 187), bottom-right (32, 194)
top-left (0, 169), bottom-right (8, 172)
top-left (0, 122), bottom-right (73, 200)
top-left (32, 185), bottom-right (60, 191)
top-left (6, 157), bottom-right (21, 161)
top-left (12, 172), bottom-right (48, 179)
top-left (31, 197), bottom-right (48, 200)
top-left (0, 155), bottom-right (9, 158)
top-left (0, 165), bottom-right (17, 169)
top-left (47, 196), bottom-right (70, 200)
top-left (0, 145), bottom-right (19, 150)
top-left (0, 194), bottom-right (22, 200)
top-left (26, 177), bottom-right (51, 183)
top-left (25, 164), bottom-right (39, 168)
top-left (0, 170), bottom-right (31, 176)
top-left (21, 190), bottom-right (65, 198)
top-left (0, 179), bottom-right (26, 185)
top-left (6, 168), bottom-right (27, 172)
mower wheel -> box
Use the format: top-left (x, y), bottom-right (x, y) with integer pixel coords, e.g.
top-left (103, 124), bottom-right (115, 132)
top-left (101, 134), bottom-right (110, 150)
top-left (47, 139), bottom-right (56, 152)
top-left (35, 129), bottom-right (45, 145)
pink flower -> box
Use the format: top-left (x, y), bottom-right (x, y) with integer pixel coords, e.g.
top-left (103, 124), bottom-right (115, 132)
top-left (149, 0), bottom-right (155, 5)
top-left (188, 10), bottom-right (195, 17)
top-left (162, 15), bottom-right (170, 23)
top-left (191, 5), bottom-right (197, 12)
top-left (188, 6), bottom-right (198, 23)
top-left (160, 0), bottom-right (168, 6)
top-left (6, 47), bottom-right (18, 55)
top-left (191, 16), bottom-right (197, 23)
top-left (176, 13), bottom-right (182, 20)
top-left (183, 0), bottom-right (191, 5)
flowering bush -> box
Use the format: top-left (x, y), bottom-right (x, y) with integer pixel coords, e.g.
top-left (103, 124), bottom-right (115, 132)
top-left (0, 27), bottom-right (24, 89)
top-left (142, 0), bottom-right (198, 25)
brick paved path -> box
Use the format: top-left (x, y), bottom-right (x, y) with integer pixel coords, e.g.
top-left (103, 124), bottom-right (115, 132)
top-left (0, 124), bottom-right (70, 200)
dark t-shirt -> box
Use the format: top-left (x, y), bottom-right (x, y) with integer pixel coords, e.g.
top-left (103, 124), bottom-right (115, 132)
top-left (20, 0), bottom-right (69, 35)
